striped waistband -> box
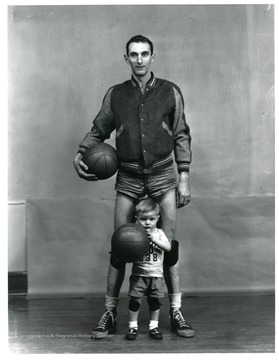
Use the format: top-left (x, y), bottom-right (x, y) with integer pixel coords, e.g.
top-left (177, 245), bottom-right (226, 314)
top-left (119, 154), bottom-right (173, 174)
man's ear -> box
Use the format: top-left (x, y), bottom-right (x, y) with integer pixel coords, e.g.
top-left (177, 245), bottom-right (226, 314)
top-left (124, 54), bottom-right (129, 64)
top-left (151, 53), bottom-right (156, 62)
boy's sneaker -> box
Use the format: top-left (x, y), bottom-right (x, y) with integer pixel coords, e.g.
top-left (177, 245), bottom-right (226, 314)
top-left (91, 310), bottom-right (117, 339)
top-left (170, 308), bottom-right (195, 338)
top-left (149, 327), bottom-right (163, 340)
top-left (125, 327), bottom-right (138, 340)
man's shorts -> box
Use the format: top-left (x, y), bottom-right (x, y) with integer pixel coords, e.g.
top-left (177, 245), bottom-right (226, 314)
top-left (115, 163), bottom-right (177, 199)
top-left (128, 275), bottom-right (165, 298)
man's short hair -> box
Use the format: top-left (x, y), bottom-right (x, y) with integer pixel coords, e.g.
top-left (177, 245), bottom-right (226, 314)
top-left (126, 35), bottom-right (154, 55)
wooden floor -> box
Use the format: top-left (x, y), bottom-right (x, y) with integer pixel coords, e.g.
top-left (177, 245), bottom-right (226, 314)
top-left (8, 294), bottom-right (275, 354)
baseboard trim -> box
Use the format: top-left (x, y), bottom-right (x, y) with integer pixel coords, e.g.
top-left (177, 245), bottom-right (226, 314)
top-left (8, 271), bottom-right (27, 294)
top-left (8, 272), bottom-right (274, 298)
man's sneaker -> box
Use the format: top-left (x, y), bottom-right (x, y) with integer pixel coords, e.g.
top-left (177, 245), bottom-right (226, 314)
top-left (125, 327), bottom-right (138, 340)
top-left (149, 327), bottom-right (163, 340)
top-left (170, 308), bottom-right (195, 338)
top-left (91, 310), bottom-right (117, 339)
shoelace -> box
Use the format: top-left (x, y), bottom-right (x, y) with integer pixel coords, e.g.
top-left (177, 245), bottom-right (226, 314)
top-left (128, 328), bottom-right (137, 333)
top-left (174, 310), bottom-right (186, 327)
top-left (151, 328), bottom-right (159, 334)
top-left (98, 311), bottom-right (113, 330)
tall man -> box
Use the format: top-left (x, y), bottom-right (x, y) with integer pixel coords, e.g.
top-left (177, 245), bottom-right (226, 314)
top-left (74, 35), bottom-right (194, 339)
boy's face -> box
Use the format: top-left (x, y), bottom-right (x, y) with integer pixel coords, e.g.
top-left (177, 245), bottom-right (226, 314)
top-left (136, 210), bottom-right (160, 232)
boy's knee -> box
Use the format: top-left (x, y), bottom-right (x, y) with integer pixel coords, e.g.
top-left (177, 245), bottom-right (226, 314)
top-left (163, 240), bottom-right (179, 267)
top-left (147, 297), bottom-right (161, 311)
top-left (129, 298), bottom-right (141, 312)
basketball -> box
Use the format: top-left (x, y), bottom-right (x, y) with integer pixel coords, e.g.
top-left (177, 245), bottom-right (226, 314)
top-left (111, 223), bottom-right (150, 263)
top-left (82, 143), bottom-right (118, 180)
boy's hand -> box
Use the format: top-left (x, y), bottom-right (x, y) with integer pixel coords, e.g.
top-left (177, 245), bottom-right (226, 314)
top-left (146, 229), bottom-right (161, 243)
top-left (145, 229), bottom-right (152, 239)
top-left (145, 229), bottom-right (151, 236)
top-left (145, 229), bottom-right (153, 244)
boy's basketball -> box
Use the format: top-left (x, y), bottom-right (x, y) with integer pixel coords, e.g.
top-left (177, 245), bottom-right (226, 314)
top-left (82, 143), bottom-right (118, 180)
top-left (111, 223), bottom-right (150, 263)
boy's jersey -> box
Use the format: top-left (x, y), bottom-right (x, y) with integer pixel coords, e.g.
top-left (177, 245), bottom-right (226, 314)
top-left (131, 229), bottom-right (170, 277)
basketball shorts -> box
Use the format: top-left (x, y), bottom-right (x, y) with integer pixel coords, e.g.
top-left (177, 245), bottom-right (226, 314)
top-left (115, 164), bottom-right (177, 199)
top-left (128, 275), bottom-right (165, 298)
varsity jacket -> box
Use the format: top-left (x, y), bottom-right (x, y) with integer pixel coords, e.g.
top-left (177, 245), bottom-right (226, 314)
top-left (78, 72), bottom-right (192, 174)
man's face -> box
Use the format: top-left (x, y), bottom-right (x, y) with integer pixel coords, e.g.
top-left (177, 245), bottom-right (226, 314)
top-left (125, 42), bottom-right (155, 78)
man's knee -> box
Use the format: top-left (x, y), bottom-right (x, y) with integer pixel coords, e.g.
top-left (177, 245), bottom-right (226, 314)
top-left (110, 253), bottom-right (126, 269)
top-left (164, 240), bottom-right (179, 267)
top-left (147, 297), bottom-right (161, 311)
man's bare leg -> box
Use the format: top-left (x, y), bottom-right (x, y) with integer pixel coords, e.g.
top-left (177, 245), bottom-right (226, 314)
top-left (156, 188), bottom-right (179, 292)
top-left (92, 193), bottom-right (136, 338)
top-left (156, 188), bottom-right (195, 338)
top-left (106, 193), bottom-right (136, 298)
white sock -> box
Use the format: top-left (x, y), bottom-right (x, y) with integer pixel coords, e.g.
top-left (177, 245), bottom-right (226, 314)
top-left (105, 295), bottom-right (119, 312)
top-left (168, 293), bottom-right (182, 310)
top-left (129, 321), bottom-right (138, 329)
top-left (149, 320), bottom-right (158, 330)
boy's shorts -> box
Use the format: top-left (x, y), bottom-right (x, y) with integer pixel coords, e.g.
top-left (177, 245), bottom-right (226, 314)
top-left (128, 275), bottom-right (165, 298)
top-left (115, 163), bottom-right (177, 199)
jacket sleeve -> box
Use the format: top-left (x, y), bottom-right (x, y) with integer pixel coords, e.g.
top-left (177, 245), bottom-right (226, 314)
top-left (171, 85), bottom-right (192, 173)
top-left (78, 87), bottom-right (116, 154)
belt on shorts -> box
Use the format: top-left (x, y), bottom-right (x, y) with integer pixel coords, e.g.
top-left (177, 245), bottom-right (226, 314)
top-left (119, 154), bottom-right (173, 174)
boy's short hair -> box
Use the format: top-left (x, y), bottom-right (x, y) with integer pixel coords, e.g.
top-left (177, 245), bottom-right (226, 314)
top-left (135, 196), bottom-right (160, 215)
top-left (126, 35), bottom-right (154, 55)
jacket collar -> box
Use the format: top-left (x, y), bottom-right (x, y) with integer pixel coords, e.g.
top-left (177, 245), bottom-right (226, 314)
top-left (131, 72), bottom-right (156, 88)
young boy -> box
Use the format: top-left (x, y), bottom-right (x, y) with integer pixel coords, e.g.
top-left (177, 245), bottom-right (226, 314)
top-left (126, 197), bottom-right (171, 340)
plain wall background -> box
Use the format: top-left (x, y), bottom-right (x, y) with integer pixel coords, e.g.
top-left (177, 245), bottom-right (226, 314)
top-left (8, 5), bottom-right (274, 295)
